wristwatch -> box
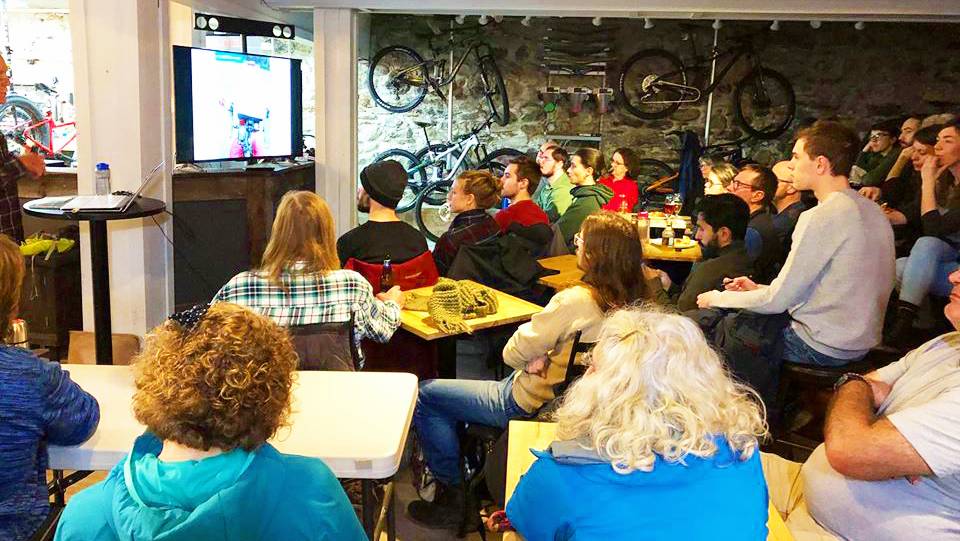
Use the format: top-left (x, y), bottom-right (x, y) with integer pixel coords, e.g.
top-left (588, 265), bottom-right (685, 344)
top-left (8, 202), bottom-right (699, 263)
top-left (833, 372), bottom-right (870, 392)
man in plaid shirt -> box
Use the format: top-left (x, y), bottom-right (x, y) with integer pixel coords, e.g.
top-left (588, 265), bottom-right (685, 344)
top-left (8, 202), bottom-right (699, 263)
top-left (213, 265), bottom-right (402, 366)
top-left (0, 53), bottom-right (46, 242)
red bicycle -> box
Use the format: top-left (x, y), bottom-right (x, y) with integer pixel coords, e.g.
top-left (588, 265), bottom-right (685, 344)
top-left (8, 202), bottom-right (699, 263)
top-left (0, 84), bottom-right (77, 163)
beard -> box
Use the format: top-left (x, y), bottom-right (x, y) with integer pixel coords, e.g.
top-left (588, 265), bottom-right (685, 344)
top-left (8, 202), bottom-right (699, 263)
top-left (700, 237), bottom-right (721, 259)
top-left (357, 193), bottom-right (371, 213)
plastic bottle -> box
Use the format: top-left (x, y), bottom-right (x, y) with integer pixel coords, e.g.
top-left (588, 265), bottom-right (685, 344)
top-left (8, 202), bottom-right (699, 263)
top-left (95, 163), bottom-right (111, 195)
top-left (661, 220), bottom-right (675, 247)
top-left (379, 256), bottom-right (395, 292)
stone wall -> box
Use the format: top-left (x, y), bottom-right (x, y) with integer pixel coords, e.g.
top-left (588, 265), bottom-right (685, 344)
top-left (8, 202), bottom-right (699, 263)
top-left (357, 15), bottom-right (960, 173)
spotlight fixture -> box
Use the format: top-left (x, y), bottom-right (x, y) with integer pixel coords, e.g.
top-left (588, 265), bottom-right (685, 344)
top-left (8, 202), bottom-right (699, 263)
top-left (208, 17), bottom-right (219, 31)
top-left (272, 25), bottom-right (282, 37)
top-left (455, 15), bottom-right (466, 25)
top-left (643, 17), bottom-right (655, 29)
top-left (192, 13), bottom-right (294, 39)
top-left (769, 20), bottom-right (780, 31)
top-left (592, 17), bottom-right (602, 27)
top-left (521, 16), bottom-right (532, 27)
top-left (854, 21), bottom-right (865, 30)
top-left (195, 15), bottom-right (207, 29)
top-left (493, 15), bottom-right (503, 23)
top-left (282, 26), bottom-right (292, 38)
top-left (711, 19), bottom-right (723, 30)
top-left (810, 20), bottom-right (822, 29)
top-left (478, 14), bottom-right (489, 25)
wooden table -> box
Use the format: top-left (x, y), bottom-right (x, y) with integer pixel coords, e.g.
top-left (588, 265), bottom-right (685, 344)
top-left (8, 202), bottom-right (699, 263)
top-left (502, 420), bottom-right (794, 541)
top-left (48, 365), bottom-right (417, 540)
top-left (537, 239), bottom-right (701, 290)
top-left (399, 280), bottom-right (543, 341)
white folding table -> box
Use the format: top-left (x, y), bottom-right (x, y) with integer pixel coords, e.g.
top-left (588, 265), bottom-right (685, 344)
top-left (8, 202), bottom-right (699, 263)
top-left (48, 365), bottom-right (418, 540)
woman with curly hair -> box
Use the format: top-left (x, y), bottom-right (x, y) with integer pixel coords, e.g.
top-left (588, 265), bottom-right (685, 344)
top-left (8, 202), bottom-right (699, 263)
top-left (54, 303), bottom-right (366, 541)
top-left (506, 306), bottom-right (769, 540)
top-left (432, 169), bottom-right (503, 276)
top-left (408, 212), bottom-right (664, 529)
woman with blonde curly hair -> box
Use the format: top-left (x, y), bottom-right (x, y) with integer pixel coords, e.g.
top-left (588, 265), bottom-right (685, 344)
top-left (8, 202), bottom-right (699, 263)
top-left (507, 306), bottom-right (769, 540)
top-left (54, 303), bottom-right (366, 541)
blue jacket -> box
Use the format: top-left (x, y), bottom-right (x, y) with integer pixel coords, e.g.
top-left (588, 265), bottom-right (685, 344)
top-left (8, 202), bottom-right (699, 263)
top-left (506, 437), bottom-right (768, 540)
top-left (55, 433), bottom-right (366, 541)
top-left (0, 347), bottom-right (99, 541)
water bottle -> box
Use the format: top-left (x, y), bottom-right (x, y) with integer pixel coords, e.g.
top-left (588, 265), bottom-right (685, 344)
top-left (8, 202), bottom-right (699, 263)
top-left (95, 163), bottom-right (111, 195)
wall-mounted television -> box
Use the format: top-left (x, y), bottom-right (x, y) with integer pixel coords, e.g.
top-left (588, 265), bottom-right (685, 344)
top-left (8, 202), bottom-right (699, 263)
top-left (173, 45), bottom-right (303, 163)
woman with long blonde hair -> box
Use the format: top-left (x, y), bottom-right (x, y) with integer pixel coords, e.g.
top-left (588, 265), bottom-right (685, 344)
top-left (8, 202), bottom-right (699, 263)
top-left (507, 306), bottom-right (769, 540)
top-left (214, 191), bottom-right (403, 367)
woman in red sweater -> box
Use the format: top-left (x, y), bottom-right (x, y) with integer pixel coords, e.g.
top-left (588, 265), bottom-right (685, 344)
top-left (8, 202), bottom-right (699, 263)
top-left (599, 147), bottom-right (640, 212)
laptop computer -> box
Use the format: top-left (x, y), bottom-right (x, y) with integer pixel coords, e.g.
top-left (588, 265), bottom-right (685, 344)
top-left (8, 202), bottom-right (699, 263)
top-left (33, 161), bottom-right (164, 213)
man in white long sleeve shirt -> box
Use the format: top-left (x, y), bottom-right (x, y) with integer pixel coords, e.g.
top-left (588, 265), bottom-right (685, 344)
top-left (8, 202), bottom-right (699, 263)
top-left (698, 121), bottom-right (895, 381)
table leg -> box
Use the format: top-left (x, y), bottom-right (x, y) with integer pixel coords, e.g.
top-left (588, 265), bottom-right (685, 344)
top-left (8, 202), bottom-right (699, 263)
top-left (361, 479), bottom-right (375, 538)
top-left (387, 481), bottom-right (396, 541)
top-left (89, 221), bottom-right (113, 365)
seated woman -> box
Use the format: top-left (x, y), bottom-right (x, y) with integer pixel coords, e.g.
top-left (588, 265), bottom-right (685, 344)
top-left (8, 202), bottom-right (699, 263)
top-left (556, 149), bottom-right (614, 248)
top-left (507, 306), bottom-right (769, 540)
top-left (54, 303), bottom-right (366, 541)
top-left (0, 234), bottom-right (99, 541)
top-left (214, 190), bottom-right (403, 369)
top-left (889, 121), bottom-right (960, 344)
top-left (408, 212), bottom-right (662, 529)
top-left (704, 161), bottom-right (738, 195)
top-left (598, 147), bottom-right (640, 212)
top-left (432, 170), bottom-right (502, 276)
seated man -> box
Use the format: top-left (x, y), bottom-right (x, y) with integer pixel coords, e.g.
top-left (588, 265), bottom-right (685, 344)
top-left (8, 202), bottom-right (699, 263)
top-left (770, 160), bottom-right (810, 255)
top-left (496, 155), bottom-right (548, 232)
top-left (766, 266), bottom-right (960, 539)
top-left (728, 164), bottom-right (783, 284)
top-left (852, 120), bottom-right (901, 186)
top-left (337, 160), bottom-right (428, 266)
top-left (859, 116), bottom-right (921, 188)
top-left (698, 121), bottom-right (895, 407)
top-left (659, 193), bottom-right (753, 312)
top-left (533, 144), bottom-right (573, 222)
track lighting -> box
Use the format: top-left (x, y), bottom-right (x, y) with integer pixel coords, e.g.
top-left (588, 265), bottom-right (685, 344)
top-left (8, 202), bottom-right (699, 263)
top-left (493, 15), bottom-right (503, 23)
top-left (455, 15), bottom-right (465, 25)
top-left (592, 17), bottom-right (602, 27)
top-left (478, 15), bottom-right (488, 25)
top-left (521, 16), bottom-right (532, 27)
top-left (810, 20), bottom-right (822, 29)
top-left (854, 21), bottom-right (865, 30)
top-left (643, 18), bottom-right (655, 30)
top-left (711, 19), bottom-right (723, 30)
top-left (769, 20), bottom-right (780, 31)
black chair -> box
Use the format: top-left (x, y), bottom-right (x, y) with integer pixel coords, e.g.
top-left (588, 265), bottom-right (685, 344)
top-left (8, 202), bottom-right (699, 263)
top-left (772, 352), bottom-right (887, 457)
top-left (287, 316), bottom-right (359, 371)
top-left (456, 331), bottom-right (596, 538)
top-left (29, 506), bottom-right (63, 541)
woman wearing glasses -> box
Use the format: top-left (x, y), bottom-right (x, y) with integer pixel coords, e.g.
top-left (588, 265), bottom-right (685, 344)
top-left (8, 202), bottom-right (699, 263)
top-left (507, 306), bottom-right (769, 540)
top-left (408, 212), bottom-right (662, 529)
top-left (598, 148), bottom-right (640, 212)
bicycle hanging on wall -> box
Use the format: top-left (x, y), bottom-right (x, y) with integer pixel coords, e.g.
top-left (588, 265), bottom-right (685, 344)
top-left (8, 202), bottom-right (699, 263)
top-left (367, 28), bottom-right (510, 126)
top-left (617, 29), bottom-right (795, 139)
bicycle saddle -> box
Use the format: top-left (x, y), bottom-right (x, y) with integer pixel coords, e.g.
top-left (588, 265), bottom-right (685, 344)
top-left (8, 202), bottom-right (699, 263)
top-left (413, 120), bottom-right (435, 128)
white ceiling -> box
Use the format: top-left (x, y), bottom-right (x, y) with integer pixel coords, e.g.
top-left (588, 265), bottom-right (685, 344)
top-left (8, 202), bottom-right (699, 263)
top-left (263, 0), bottom-right (960, 23)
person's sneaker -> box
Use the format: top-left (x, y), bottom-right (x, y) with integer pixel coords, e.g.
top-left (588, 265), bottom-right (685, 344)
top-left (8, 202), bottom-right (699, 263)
top-left (407, 482), bottom-right (463, 530)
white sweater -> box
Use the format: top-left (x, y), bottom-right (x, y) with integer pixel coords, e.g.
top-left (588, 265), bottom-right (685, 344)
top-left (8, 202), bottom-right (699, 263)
top-left (711, 189), bottom-right (895, 359)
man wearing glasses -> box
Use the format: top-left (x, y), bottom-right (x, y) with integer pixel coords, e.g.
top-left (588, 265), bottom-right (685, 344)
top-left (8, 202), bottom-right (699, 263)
top-left (851, 120), bottom-right (901, 186)
top-left (0, 53), bottom-right (45, 242)
top-left (727, 164), bottom-right (783, 284)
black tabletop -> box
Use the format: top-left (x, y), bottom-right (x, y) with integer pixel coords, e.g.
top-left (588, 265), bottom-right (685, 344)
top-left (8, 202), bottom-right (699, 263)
top-left (23, 197), bottom-right (166, 222)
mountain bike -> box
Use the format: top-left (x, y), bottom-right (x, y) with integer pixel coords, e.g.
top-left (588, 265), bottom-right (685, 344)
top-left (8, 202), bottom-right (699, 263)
top-left (371, 112), bottom-right (522, 218)
top-left (617, 31), bottom-right (795, 139)
top-left (367, 33), bottom-right (510, 126)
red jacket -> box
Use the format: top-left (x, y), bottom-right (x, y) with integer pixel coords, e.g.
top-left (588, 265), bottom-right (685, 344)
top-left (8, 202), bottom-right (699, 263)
top-left (598, 176), bottom-right (639, 212)
top-left (495, 200), bottom-right (549, 232)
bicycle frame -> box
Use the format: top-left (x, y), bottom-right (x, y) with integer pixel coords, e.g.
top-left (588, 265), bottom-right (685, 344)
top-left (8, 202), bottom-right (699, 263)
top-left (647, 43), bottom-right (754, 106)
top-left (16, 112), bottom-right (77, 159)
top-left (413, 132), bottom-right (481, 183)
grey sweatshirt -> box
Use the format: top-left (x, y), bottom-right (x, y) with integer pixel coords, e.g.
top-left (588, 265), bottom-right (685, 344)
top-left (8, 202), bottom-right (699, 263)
top-left (711, 189), bottom-right (895, 359)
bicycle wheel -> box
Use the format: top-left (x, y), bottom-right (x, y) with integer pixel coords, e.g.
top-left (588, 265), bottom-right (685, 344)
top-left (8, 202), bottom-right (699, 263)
top-left (635, 158), bottom-right (676, 186)
top-left (734, 67), bottom-right (796, 139)
top-left (617, 49), bottom-right (687, 120)
top-left (0, 96), bottom-right (45, 155)
top-left (478, 147), bottom-right (525, 178)
top-left (371, 148), bottom-right (424, 213)
top-left (478, 55), bottom-right (510, 126)
top-left (367, 46), bottom-right (429, 113)
top-left (414, 143), bottom-right (454, 186)
top-left (414, 180), bottom-right (454, 242)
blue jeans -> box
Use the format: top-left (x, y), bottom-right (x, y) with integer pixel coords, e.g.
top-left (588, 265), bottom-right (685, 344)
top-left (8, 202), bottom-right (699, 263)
top-left (896, 236), bottom-right (959, 306)
top-left (413, 374), bottom-right (530, 486)
top-left (781, 325), bottom-right (862, 367)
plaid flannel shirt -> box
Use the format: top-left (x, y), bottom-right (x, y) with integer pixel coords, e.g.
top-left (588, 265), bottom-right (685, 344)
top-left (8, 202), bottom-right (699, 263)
top-left (213, 268), bottom-right (401, 365)
top-left (0, 135), bottom-right (26, 241)
top-left (432, 209), bottom-right (500, 276)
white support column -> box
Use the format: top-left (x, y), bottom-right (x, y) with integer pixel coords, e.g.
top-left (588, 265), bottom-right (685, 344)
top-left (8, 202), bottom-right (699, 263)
top-left (69, 0), bottom-right (174, 337)
top-left (313, 8), bottom-right (357, 236)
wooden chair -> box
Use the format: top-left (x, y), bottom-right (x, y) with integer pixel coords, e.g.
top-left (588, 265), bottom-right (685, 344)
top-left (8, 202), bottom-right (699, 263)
top-left (65, 331), bottom-right (141, 365)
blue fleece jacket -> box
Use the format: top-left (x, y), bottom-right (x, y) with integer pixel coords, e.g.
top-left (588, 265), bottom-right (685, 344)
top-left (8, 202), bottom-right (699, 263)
top-left (54, 433), bottom-right (366, 541)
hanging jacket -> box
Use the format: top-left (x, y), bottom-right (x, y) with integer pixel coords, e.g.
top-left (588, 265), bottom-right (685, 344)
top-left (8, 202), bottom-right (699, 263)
top-left (555, 183), bottom-right (614, 248)
top-left (54, 433), bottom-right (366, 541)
top-left (678, 130), bottom-right (705, 217)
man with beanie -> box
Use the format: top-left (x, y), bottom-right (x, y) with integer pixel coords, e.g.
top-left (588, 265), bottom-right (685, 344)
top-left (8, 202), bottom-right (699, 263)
top-left (337, 160), bottom-right (428, 266)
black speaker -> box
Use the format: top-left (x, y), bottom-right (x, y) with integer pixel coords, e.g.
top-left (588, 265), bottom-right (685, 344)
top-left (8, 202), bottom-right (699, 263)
top-left (194, 13), bottom-right (295, 40)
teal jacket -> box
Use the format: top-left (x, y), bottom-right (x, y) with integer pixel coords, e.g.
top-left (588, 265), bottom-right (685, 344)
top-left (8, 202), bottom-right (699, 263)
top-left (54, 433), bottom-right (366, 541)
top-left (555, 183), bottom-right (614, 247)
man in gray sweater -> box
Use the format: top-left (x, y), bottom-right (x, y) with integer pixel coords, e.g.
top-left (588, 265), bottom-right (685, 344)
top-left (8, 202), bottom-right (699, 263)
top-left (698, 121), bottom-right (895, 378)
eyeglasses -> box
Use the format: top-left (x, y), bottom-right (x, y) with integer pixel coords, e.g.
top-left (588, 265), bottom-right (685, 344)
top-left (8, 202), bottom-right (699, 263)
top-left (574, 232), bottom-right (584, 247)
top-left (869, 133), bottom-right (891, 142)
top-left (730, 179), bottom-right (758, 191)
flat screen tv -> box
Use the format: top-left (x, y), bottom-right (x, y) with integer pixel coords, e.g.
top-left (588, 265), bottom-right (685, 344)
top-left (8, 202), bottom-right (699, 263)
top-left (173, 45), bottom-right (303, 162)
